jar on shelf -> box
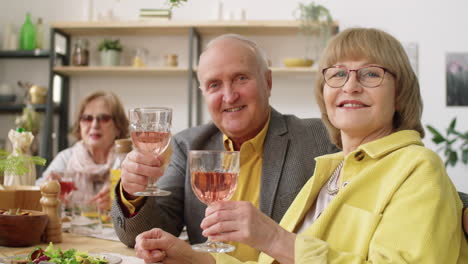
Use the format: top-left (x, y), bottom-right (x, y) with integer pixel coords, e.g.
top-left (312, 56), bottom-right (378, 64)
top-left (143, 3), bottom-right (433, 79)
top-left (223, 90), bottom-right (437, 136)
top-left (72, 38), bottom-right (89, 66)
top-left (164, 53), bottom-right (178, 67)
top-left (132, 48), bottom-right (148, 67)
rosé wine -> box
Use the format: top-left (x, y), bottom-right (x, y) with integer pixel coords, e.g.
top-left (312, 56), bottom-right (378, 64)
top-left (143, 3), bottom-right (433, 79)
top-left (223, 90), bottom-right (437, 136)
top-left (191, 171), bottom-right (238, 205)
top-left (131, 131), bottom-right (171, 155)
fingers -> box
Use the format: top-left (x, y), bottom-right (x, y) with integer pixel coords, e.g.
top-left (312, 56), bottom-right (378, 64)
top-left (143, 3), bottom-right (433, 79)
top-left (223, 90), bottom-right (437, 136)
top-left (204, 200), bottom-right (238, 217)
top-left (46, 172), bottom-right (62, 181)
top-left (127, 150), bottom-right (163, 166)
top-left (136, 248), bottom-right (166, 263)
top-left (201, 201), bottom-right (249, 239)
top-left (89, 190), bottom-right (111, 211)
top-left (135, 229), bottom-right (175, 263)
top-left (121, 150), bottom-right (166, 194)
top-left (201, 202), bottom-right (238, 230)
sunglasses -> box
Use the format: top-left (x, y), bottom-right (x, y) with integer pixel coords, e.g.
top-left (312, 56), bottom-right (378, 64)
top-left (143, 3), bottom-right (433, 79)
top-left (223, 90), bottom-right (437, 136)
top-left (80, 114), bottom-right (113, 124)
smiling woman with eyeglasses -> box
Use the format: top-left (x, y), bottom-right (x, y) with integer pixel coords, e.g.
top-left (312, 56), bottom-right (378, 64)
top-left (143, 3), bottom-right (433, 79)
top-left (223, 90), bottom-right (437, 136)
top-left (38, 91), bottom-right (129, 212)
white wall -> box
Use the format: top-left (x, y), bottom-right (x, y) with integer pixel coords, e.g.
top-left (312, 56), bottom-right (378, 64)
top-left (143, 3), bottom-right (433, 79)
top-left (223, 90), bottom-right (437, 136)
top-left (1, 0), bottom-right (467, 191)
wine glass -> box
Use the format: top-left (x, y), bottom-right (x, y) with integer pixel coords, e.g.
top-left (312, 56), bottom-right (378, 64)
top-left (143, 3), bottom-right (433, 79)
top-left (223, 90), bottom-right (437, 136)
top-left (129, 107), bottom-right (172, 196)
top-left (189, 150), bottom-right (240, 253)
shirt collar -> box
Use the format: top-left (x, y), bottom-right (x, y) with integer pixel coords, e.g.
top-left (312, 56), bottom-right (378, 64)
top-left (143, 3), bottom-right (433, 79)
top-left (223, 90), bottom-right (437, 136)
top-left (223, 110), bottom-right (271, 154)
top-left (316, 130), bottom-right (423, 162)
top-left (358, 130), bottom-right (423, 159)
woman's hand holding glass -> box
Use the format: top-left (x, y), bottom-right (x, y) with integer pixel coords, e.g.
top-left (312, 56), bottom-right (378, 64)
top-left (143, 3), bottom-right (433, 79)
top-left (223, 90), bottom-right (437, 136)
top-left (200, 200), bottom-right (296, 258)
top-left (129, 107), bottom-right (172, 196)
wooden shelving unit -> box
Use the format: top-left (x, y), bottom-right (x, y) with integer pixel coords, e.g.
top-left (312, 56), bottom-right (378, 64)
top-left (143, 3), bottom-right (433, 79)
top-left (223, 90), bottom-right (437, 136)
top-left (50, 20), bottom-right (338, 36)
top-left (0, 104), bottom-right (60, 113)
top-left (0, 50), bottom-right (50, 58)
top-left (47, 20), bottom-right (335, 155)
top-left (270, 67), bottom-right (317, 74)
top-left (54, 66), bottom-right (190, 76)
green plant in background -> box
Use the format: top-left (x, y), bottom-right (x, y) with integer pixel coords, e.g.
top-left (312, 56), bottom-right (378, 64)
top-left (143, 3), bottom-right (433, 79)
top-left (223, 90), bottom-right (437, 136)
top-left (426, 117), bottom-right (468, 167)
top-left (0, 149), bottom-right (46, 176)
top-left (295, 1), bottom-right (334, 60)
top-left (296, 2), bottom-right (333, 35)
top-left (98, 39), bottom-right (123, 52)
top-left (167, 0), bottom-right (187, 8)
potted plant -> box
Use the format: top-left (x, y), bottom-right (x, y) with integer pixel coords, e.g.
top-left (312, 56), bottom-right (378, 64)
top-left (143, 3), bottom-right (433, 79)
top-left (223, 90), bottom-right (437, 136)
top-left (98, 39), bottom-right (123, 66)
top-left (292, 1), bottom-right (334, 65)
top-left (426, 117), bottom-right (468, 167)
top-left (168, 0), bottom-right (187, 8)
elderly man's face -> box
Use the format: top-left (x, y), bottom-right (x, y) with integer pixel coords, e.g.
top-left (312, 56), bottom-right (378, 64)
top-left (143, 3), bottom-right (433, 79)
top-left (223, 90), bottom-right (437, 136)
top-left (197, 39), bottom-right (272, 144)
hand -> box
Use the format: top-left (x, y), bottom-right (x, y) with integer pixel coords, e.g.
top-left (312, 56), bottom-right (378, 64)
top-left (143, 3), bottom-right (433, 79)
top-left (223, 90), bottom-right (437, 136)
top-left (135, 228), bottom-right (214, 264)
top-left (120, 150), bottom-right (166, 199)
top-left (201, 201), bottom-right (295, 257)
top-left (90, 184), bottom-right (111, 211)
top-left (45, 171), bottom-right (62, 181)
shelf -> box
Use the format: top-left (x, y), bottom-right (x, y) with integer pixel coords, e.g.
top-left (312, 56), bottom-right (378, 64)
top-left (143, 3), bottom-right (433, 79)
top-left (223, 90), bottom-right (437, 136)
top-left (53, 66), bottom-right (190, 76)
top-left (192, 67), bottom-right (316, 75)
top-left (271, 67), bottom-right (317, 74)
top-left (51, 20), bottom-right (338, 36)
top-left (0, 104), bottom-right (60, 113)
top-left (0, 50), bottom-right (51, 58)
top-left (51, 21), bottom-right (193, 35)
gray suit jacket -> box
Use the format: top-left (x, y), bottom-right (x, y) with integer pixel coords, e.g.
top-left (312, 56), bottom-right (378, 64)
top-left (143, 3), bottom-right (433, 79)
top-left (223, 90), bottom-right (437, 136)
top-left (112, 108), bottom-right (338, 247)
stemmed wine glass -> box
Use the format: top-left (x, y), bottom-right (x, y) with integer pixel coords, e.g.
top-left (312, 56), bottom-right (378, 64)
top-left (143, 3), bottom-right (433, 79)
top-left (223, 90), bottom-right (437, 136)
top-left (129, 107), bottom-right (172, 196)
top-left (189, 150), bottom-right (240, 253)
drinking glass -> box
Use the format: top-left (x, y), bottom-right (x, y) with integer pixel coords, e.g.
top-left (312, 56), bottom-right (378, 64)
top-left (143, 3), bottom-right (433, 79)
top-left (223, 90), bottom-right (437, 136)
top-left (189, 150), bottom-right (240, 253)
top-left (129, 107), bottom-right (172, 196)
top-left (68, 172), bottom-right (105, 235)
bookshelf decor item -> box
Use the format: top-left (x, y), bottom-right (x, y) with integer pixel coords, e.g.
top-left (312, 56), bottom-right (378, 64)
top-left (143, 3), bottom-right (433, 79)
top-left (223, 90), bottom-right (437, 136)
top-left (98, 39), bottom-right (123, 66)
top-left (139, 9), bottom-right (172, 21)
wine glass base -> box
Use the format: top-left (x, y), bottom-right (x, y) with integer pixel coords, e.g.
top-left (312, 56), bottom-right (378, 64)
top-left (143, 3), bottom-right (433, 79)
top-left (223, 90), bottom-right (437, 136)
top-left (133, 189), bottom-right (171, 196)
top-left (191, 241), bottom-right (235, 253)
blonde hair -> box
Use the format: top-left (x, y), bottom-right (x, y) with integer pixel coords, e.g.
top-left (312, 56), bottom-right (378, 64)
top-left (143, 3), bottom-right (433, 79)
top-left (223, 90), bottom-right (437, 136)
top-left (72, 91), bottom-right (129, 140)
top-left (315, 28), bottom-right (424, 149)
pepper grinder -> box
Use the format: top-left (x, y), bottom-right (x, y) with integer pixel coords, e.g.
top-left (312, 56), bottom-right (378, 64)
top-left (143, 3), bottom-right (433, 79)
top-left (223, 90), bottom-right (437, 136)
top-left (40, 180), bottom-right (63, 243)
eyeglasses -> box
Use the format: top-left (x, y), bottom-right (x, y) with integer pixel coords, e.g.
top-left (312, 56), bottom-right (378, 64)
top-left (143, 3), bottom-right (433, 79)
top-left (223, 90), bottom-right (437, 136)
top-left (80, 114), bottom-right (113, 124)
top-left (322, 66), bottom-right (395, 88)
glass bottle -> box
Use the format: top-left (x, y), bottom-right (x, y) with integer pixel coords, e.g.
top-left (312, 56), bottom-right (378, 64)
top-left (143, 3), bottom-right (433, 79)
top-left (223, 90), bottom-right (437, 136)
top-left (20, 13), bottom-right (36, 51)
top-left (35, 17), bottom-right (44, 49)
top-left (110, 138), bottom-right (132, 201)
top-left (71, 38), bottom-right (89, 66)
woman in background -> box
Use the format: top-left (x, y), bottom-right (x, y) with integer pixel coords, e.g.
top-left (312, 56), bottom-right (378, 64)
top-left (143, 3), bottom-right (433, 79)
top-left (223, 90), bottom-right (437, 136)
top-left (134, 28), bottom-right (467, 263)
top-left (41, 91), bottom-right (129, 211)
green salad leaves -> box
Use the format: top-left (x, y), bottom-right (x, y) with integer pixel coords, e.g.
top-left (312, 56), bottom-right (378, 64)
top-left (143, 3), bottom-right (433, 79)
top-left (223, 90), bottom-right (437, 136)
top-left (27, 243), bottom-right (108, 264)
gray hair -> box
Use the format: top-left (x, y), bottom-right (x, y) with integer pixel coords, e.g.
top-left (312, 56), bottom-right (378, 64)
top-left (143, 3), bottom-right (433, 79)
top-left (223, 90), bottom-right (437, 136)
top-left (203, 34), bottom-right (270, 73)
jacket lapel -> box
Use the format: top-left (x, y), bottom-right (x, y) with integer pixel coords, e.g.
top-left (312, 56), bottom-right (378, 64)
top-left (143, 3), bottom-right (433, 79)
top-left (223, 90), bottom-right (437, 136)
top-left (259, 109), bottom-right (289, 218)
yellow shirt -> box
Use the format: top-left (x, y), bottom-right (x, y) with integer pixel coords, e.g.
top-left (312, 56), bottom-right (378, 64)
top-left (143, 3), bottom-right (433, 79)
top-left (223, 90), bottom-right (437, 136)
top-left (221, 114), bottom-right (271, 262)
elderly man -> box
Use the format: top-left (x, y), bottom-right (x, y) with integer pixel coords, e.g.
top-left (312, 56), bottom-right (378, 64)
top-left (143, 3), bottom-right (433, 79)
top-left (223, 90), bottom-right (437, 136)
top-left (111, 34), bottom-right (337, 261)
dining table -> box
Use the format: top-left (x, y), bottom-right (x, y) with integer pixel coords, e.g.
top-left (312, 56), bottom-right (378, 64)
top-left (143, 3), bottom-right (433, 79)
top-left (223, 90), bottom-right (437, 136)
top-left (0, 232), bottom-right (136, 260)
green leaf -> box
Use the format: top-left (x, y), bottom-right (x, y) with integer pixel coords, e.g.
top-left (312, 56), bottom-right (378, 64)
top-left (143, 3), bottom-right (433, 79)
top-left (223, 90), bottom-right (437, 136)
top-left (426, 125), bottom-right (446, 144)
top-left (462, 149), bottom-right (468, 164)
top-left (448, 117), bottom-right (457, 133)
top-left (168, 0), bottom-right (187, 8)
top-left (0, 148), bottom-right (47, 175)
top-left (448, 150), bottom-right (458, 167)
